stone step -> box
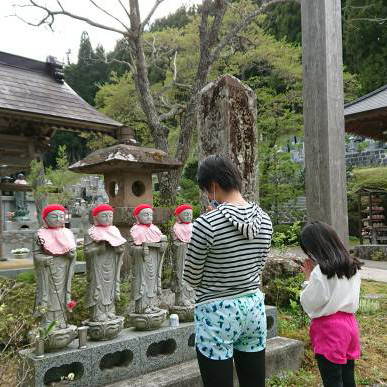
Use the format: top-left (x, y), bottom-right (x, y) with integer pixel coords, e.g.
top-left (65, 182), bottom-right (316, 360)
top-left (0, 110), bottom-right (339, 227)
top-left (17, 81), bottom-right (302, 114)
top-left (106, 336), bottom-right (304, 387)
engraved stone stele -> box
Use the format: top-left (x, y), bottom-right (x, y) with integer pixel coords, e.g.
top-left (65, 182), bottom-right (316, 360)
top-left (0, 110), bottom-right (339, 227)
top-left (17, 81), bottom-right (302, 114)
top-left (197, 74), bottom-right (258, 209)
top-left (170, 204), bottom-right (195, 322)
top-left (32, 204), bottom-right (77, 351)
top-left (128, 204), bottom-right (168, 330)
top-left (83, 204), bottom-right (126, 340)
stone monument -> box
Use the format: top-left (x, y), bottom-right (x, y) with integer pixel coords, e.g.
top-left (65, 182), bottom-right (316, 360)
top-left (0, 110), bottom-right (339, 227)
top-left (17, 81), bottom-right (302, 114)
top-left (32, 204), bottom-right (77, 351)
top-left (128, 204), bottom-right (168, 330)
top-left (84, 204), bottom-right (126, 340)
top-left (197, 74), bottom-right (258, 205)
top-left (170, 204), bottom-right (195, 322)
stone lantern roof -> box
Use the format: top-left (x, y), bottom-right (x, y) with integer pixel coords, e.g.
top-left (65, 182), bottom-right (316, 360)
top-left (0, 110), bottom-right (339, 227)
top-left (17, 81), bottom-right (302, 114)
top-left (69, 143), bottom-right (181, 174)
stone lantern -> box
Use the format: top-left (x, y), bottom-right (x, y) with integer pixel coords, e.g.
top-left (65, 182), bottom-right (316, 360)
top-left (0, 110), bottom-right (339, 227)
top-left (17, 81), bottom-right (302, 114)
top-left (69, 128), bottom-right (181, 273)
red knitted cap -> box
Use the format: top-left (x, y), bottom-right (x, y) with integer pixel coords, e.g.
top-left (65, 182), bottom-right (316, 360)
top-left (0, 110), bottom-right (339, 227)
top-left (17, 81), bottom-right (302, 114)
top-left (175, 204), bottom-right (193, 216)
top-left (92, 204), bottom-right (114, 217)
top-left (42, 204), bottom-right (65, 219)
top-left (134, 204), bottom-right (153, 217)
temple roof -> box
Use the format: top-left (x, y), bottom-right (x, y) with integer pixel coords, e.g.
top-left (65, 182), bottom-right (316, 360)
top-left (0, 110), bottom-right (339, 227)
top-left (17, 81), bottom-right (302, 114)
top-left (69, 143), bottom-right (181, 174)
top-left (0, 51), bottom-right (122, 132)
top-left (345, 85), bottom-right (387, 141)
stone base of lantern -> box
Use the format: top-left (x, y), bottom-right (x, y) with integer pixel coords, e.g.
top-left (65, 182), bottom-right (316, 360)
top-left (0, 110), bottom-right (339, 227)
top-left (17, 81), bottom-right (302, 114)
top-left (85, 316), bottom-right (124, 341)
top-left (128, 309), bottom-right (168, 331)
top-left (169, 305), bottom-right (194, 322)
top-left (44, 325), bottom-right (78, 351)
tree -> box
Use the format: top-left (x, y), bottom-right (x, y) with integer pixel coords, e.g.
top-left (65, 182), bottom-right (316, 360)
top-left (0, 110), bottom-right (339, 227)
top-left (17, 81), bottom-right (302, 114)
top-left (64, 32), bottom-right (110, 105)
top-left (15, 0), bottom-right (287, 206)
top-left (343, 0), bottom-right (387, 93)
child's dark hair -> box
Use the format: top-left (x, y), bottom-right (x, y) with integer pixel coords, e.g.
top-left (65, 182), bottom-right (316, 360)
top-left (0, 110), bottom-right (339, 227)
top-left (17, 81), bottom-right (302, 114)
top-left (197, 155), bottom-right (242, 192)
top-left (300, 221), bottom-right (362, 279)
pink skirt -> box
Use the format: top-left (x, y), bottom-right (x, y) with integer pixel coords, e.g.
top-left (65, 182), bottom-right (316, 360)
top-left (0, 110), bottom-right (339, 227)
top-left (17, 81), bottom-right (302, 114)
top-left (310, 312), bottom-right (361, 364)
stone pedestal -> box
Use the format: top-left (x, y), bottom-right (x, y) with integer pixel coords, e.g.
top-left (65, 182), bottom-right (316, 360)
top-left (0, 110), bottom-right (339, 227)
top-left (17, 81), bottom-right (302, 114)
top-left (44, 325), bottom-right (78, 352)
top-left (128, 309), bottom-right (168, 331)
top-left (85, 316), bottom-right (125, 341)
top-left (19, 306), bottom-right (281, 386)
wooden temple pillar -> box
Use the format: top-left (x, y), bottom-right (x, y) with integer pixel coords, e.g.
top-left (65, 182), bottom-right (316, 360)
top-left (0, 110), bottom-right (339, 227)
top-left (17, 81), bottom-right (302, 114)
top-left (301, 0), bottom-right (349, 245)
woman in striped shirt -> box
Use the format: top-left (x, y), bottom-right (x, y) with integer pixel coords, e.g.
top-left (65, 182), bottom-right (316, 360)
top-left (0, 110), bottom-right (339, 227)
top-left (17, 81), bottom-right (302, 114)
top-left (183, 155), bottom-right (273, 387)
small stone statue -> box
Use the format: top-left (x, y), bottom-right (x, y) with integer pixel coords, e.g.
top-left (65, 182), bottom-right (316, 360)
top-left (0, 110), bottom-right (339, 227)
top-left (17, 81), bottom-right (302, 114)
top-left (128, 204), bottom-right (168, 330)
top-left (33, 204), bottom-right (77, 350)
top-left (14, 173), bottom-right (29, 219)
top-left (84, 204), bottom-right (126, 340)
top-left (171, 204), bottom-right (195, 321)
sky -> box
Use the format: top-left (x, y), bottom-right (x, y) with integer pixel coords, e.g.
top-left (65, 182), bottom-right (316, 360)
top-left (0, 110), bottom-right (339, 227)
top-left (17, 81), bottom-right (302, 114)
top-left (0, 0), bottom-right (202, 63)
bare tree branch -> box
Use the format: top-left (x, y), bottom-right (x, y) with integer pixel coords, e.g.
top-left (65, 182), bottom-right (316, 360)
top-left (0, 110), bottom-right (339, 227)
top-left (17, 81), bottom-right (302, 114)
top-left (351, 17), bottom-right (387, 24)
top-left (88, 0), bottom-right (130, 32)
top-left (140, 0), bottom-right (165, 31)
top-left (159, 104), bottom-right (186, 122)
top-left (17, 0), bottom-right (131, 36)
top-left (116, 0), bottom-right (131, 20)
top-left (173, 51), bottom-right (178, 82)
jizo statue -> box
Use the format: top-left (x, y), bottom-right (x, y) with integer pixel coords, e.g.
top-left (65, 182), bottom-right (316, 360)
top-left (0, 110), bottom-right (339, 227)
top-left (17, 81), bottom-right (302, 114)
top-left (129, 204), bottom-right (168, 330)
top-left (171, 204), bottom-right (195, 321)
top-left (33, 205), bottom-right (77, 351)
top-left (84, 204), bottom-right (126, 323)
top-left (33, 205), bottom-right (77, 330)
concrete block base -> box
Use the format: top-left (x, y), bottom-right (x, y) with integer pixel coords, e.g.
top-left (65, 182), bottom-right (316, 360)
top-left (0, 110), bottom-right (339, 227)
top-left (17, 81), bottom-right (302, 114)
top-left (18, 306), bottom-right (282, 386)
top-left (106, 336), bottom-right (305, 387)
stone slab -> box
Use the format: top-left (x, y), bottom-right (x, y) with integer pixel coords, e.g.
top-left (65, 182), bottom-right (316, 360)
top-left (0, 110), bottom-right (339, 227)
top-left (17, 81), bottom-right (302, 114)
top-left (18, 307), bottom-right (280, 386)
top-left (90, 330), bottom-right (141, 386)
top-left (105, 336), bottom-right (305, 387)
top-left (353, 245), bottom-right (387, 261)
top-left (19, 342), bottom-right (93, 387)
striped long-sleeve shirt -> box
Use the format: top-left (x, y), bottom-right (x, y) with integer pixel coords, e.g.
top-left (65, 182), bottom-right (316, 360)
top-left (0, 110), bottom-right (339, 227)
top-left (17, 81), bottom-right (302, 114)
top-left (183, 202), bottom-right (273, 305)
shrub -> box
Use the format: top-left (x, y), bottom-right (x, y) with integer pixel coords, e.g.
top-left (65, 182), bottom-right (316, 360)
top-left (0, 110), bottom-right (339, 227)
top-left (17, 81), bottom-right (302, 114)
top-left (272, 221), bottom-right (301, 250)
top-left (263, 273), bottom-right (304, 307)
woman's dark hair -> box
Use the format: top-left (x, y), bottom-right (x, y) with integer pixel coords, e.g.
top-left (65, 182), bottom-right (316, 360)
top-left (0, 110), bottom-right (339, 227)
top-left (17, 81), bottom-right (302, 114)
top-left (300, 221), bottom-right (362, 279)
top-left (197, 155), bottom-right (242, 192)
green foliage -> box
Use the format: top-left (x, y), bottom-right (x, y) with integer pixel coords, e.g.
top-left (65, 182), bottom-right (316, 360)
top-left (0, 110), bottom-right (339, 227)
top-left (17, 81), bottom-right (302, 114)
top-left (262, 0), bottom-right (301, 44)
top-left (343, 0), bottom-right (387, 94)
top-left (0, 278), bottom-right (36, 344)
top-left (64, 32), bottom-right (110, 105)
top-left (94, 72), bottom-right (151, 145)
top-left (347, 166), bottom-right (387, 194)
top-left (178, 179), bottom-right (200, 206)
top-left (0, 274), bottom-right (132, 346)
top-left (76, 248), bottom-right (85, 262)
top-left (29, 145), bottom-right (83, 207)
top-left (16, 271), bottom-right (36, 284)
top-left (44, 131), bottom-right (88, 168)
top-left (79, 131), bottom-right (117, 152)
top-left (263, 272), bottom-right (304, 307)
top-left (370, 250), bottom-right (385, 262)
top-left (150, 6), bottom-right (196, 32)
top-left (272, 222), bottom-right (301, 253)
top-left (357, 140), bottom-right (370, 153)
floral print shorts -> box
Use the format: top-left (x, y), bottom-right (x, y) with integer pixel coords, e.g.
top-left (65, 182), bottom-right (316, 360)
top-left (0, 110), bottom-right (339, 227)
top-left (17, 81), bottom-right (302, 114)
top-left (194, 291), bottom-right (266, 360)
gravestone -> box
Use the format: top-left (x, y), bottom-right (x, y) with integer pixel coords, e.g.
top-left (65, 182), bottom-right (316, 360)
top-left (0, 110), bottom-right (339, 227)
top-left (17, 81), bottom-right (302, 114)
top-left (197, 74), bottom-right (258, 203)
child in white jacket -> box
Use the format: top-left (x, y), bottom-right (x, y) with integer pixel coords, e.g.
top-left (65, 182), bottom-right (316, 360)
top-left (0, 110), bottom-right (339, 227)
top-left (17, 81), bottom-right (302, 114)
top-left (300, 221), bottom-right (362, 387)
